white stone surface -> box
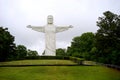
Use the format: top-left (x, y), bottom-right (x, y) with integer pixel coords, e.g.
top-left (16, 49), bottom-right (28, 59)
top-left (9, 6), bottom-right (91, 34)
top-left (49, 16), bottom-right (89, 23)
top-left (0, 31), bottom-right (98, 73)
top-left (27, 15), bottom-right (73, 56)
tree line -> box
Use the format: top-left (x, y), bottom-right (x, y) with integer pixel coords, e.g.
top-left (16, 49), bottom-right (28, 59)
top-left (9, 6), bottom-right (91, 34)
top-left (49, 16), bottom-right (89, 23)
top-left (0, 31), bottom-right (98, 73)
top-left (0, 27), bottom-right (38, 61)
top-left (57, 11), bottom-right (120, 66)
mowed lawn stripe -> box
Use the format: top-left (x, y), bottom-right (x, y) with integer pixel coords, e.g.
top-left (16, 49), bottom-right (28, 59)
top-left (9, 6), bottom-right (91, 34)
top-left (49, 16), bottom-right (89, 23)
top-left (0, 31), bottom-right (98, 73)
top-left (0, 66), bottom-right (120, 80)
top-left (0, 60), bottom-right (77, 65)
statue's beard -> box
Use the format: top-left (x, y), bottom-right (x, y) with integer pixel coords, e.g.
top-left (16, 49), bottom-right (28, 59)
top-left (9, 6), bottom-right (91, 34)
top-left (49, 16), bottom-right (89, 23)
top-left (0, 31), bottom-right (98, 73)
top-left (48, 21), bottom-right (53, 24)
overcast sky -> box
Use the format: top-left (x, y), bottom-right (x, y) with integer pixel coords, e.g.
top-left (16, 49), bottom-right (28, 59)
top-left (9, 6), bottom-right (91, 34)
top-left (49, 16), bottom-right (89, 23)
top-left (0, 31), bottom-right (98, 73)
top-left (0, 0), bottom-right (120, 55)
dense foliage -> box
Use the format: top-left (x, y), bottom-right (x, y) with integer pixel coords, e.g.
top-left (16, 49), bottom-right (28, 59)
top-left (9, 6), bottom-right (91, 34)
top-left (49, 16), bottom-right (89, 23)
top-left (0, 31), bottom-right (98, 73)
top-left (15, 45), bottom-right (39, 60)
top-left (95, 11), bottom-right (120, 65)
top-left (16, 45), bottom-right (27, 59)
top-left (67, 32), bottom-right (95, 59)
top-left (67, 11), bottom-right (120, 66)
top-left (0, 27), bottom-right (38, 61)
top-left (27, 49), bottom-right (38, 56)
top-left (56, 48), bottom-right (66, 56)
top-left (0, 27), bottom-right (16, 61)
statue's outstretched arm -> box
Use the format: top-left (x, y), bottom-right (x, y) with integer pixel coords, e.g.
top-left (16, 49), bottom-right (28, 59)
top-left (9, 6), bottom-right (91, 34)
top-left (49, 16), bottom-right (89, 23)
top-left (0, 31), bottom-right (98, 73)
top-left (56, 25), bottom-right (73, 33)
top-left (27, 25), bottom-right (45, 33)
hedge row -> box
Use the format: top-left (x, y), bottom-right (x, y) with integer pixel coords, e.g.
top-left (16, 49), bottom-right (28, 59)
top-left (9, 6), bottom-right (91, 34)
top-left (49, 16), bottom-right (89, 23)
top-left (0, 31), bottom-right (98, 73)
top-left (25, 56), bottom-right (84, 65)
top-left (25, 56), bottom-right (67, 60)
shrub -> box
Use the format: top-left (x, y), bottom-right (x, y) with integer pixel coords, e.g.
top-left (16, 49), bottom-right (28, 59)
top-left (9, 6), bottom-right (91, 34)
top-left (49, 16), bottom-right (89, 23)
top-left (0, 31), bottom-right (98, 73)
top-left (25, 56), bottom-right (67, 60)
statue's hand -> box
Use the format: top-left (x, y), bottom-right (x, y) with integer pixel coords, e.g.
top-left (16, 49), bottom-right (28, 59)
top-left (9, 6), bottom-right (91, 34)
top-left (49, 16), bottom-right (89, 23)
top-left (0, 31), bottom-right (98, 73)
top-left (27, 25), bottom-right (32, 28)
top-left (69, 25), bottom-right (73, 28)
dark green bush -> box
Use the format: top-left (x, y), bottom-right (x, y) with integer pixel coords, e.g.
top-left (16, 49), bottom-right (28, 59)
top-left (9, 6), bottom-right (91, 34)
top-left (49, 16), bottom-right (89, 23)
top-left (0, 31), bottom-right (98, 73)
top-left (39, 56), bottom-right (63, 59)
top-left (25, 56), bottom-right (84, 65)
top-left (25, 56), bottom-right (68, 60)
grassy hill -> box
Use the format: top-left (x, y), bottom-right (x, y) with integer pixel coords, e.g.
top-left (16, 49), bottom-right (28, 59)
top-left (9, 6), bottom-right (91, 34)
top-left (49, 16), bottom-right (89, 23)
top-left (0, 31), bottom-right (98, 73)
top-left (0, 60), bottom-right (120, 80)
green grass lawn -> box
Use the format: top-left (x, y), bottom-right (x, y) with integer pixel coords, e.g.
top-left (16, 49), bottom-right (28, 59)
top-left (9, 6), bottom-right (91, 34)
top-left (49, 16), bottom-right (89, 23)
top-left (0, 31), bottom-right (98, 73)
top-left (0, 60), bottom-right (77, 65)
top-left (0, 60), bottom-right (120, 80)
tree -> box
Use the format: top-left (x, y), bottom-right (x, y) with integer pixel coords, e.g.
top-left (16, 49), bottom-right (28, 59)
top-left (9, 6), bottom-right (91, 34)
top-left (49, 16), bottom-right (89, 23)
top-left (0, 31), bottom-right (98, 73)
top-left (67, 32), bottom-right (95, 59)
top-left (56, 48), bottom-right (66, 56)
top-left (27, 49), bottom-right (38, 56)
top-left (16, 45), bottom-right (27, 59)
top-left (96, 11), bottom-right (120, 65)
top-left (0, 27), bottom-right (16, 61)
top-left (96, 11), bottom-right (120, 50)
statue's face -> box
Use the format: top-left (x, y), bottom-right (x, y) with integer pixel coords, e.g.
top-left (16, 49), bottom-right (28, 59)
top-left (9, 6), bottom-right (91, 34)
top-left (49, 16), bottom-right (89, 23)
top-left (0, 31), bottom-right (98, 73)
top-left (47, 15), bottom-right (53, 24)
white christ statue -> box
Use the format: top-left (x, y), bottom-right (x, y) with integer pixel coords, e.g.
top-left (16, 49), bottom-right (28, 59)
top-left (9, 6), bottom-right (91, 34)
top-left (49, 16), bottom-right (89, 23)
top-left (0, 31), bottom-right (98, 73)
top-left (27, 15), bottom-right (73, 56)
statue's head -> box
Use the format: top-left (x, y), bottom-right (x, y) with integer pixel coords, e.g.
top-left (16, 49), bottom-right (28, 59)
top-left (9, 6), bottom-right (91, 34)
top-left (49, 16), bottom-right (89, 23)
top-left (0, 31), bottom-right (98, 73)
top-left (47, 15), bottom-right (53, 24)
